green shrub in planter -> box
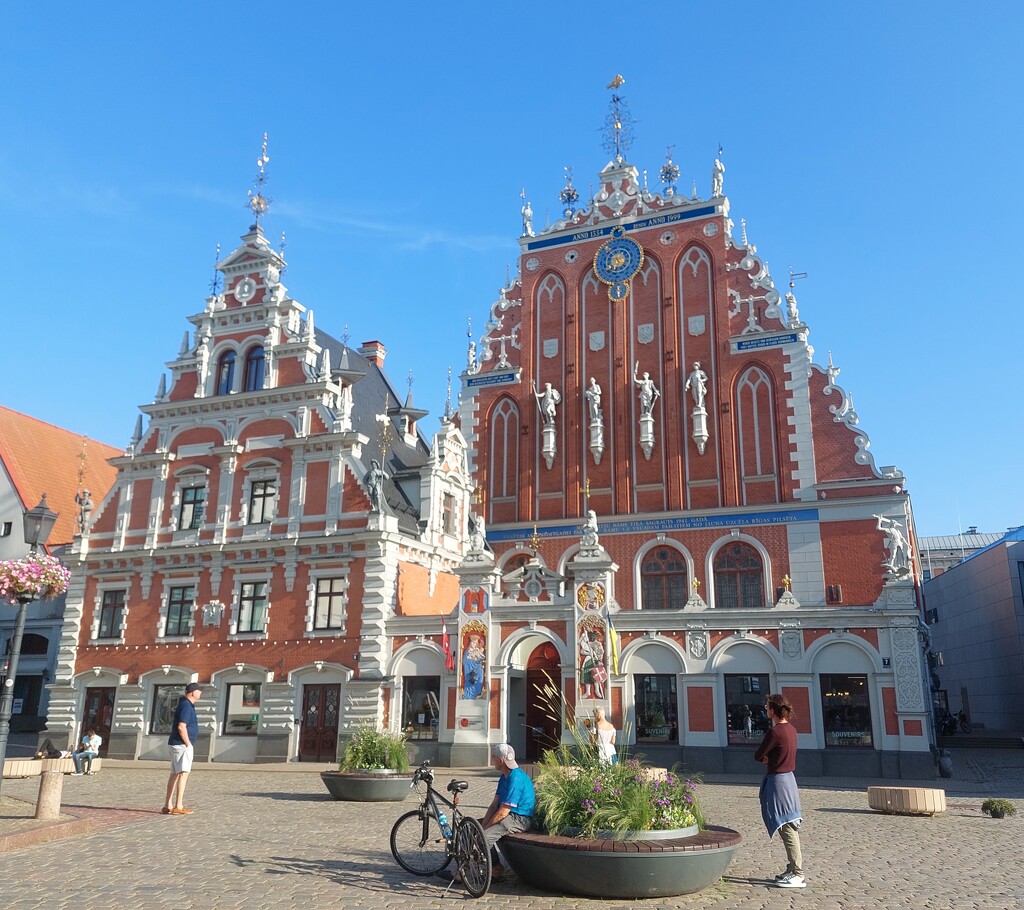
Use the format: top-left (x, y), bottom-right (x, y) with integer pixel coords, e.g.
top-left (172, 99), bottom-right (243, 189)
top-left (339, 726), bottom-right (410, 773)
top-left (981, 798), bottom-right (1016, 819)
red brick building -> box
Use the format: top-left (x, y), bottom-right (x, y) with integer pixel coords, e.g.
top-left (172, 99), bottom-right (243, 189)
top-left (49, 218), bottom-right (471, 763)
top-left (449, 132), bottom-right (933, 777)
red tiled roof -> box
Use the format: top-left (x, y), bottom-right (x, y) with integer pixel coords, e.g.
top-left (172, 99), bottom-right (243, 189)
top-left (0, 406), bottom-right (121, 548)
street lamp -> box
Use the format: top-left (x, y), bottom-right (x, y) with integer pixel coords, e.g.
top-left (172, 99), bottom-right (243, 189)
top-left (0, 495), bottom-right (59, 795)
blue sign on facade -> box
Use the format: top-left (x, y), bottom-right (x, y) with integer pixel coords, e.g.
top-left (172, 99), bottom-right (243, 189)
top-left (525, 206), bottom-right (718, 252)
top-left (486, 508), bottom-right (819, 543)
top-left (467, 370), bottom-right (519, 388)
top-left (735, 332), bottom-right (800, 351)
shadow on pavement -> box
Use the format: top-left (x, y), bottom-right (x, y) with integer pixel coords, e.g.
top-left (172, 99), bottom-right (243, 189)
top-left (239, 791), bottom-right (334, 802)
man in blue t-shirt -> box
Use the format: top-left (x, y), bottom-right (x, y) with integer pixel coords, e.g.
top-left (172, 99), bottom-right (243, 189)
top-left (480, 743), bottom-right (535, 882)
top-left (164, 683), bottom-right (203, 816)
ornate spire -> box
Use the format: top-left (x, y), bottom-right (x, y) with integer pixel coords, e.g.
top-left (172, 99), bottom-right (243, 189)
top-left (602, 75), bottom-right (634, 162)
top-left (559, 166), bottom-right (580, 218)
top-left (209, 242), bottom-right (222, 295)
top-left (443, 365), bottom-right (453, 422)
top-left (247, 132), bottom-right (272, 228)
top-left (659, 145), bottom-right (680, 197)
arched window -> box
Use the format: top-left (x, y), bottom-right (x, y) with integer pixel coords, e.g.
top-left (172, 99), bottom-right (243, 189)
top-left (216, 351), bottom-right (236, 395)
top-left (641, 547), bottom-right (688, 610)
top-left (714, 542), bottom-right (764, 609)
top-left (244, 346), bottom-right (265, 391)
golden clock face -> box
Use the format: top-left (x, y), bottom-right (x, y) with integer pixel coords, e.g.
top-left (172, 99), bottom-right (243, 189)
top-left (594, 227), bottom-right (644, 289)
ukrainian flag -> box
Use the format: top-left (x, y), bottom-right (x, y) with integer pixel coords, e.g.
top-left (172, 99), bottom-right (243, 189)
top-left (608, 612), bottom-right (620, 676)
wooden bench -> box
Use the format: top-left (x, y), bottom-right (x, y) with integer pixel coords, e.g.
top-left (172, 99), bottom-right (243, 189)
top-left (2, 757), bottom-right (103, 779)
top-left (868, 786), bottom-right (946, 816)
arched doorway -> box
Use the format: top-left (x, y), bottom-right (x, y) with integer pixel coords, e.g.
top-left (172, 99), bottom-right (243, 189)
top-left (524, 642), bottom-right (561, 762)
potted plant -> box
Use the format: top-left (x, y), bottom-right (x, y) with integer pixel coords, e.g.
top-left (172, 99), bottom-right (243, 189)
top-left (499, 683), bottom-right (741, 898)
top-left (981, 798), bottom-right (1017, 819)
top-left (0, 552), bottom-right (71, 604)
top-left (320, 725), bottom-right (412, 802)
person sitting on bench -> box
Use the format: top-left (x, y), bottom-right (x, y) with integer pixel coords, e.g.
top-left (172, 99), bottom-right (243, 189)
top-left (72, 729), bottom-right (102, 775)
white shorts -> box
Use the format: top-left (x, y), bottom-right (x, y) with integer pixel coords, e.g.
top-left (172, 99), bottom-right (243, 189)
top-left (169, 743), bottom-right (194, 773)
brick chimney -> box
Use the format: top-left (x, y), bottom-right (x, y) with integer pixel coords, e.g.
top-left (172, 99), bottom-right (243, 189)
top-left (358, 340), bottom-right (387, 368)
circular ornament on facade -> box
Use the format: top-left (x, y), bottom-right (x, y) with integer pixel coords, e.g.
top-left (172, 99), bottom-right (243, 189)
top-left (594, 226), bottom-right (644, 286)
top-left (525, 257), bottom-right (540, 272)
top-left (564, 249), bottom-right (579, 263)
top-left (234, 277), bottom-right (257, 302)
top-left (659, 231), bottom-right (676, 245)
top-left (609, 281), bottom-right (629, 301)
top-left (703, 223), bottom-right (719, 237)
top-left (525, 579), bottom-right (543, 598)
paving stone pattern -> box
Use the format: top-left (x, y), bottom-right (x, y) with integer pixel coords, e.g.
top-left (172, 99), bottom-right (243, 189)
top-left (0, 749), bottom-right (1021, 910)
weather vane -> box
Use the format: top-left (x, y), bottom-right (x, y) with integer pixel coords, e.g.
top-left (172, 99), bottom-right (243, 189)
top-left (247, 132), bottom-right (272, 227)
top-left (659, 145), bottom-right (680, 196)
top-left (559, 166), bottom-right (579, 218)
top-left (209, 242), bottom-right (222, 295)
top-left (602, 75), bottom-right (634, 161)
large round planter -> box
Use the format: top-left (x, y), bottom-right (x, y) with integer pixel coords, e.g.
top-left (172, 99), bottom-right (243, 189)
top-left (502, 825), bottom-right (742, 899)
top-left (319, 771), bottom-right (412, 802)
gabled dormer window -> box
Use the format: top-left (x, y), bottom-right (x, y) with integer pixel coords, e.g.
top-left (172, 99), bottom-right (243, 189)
top-left (244, 346), bottom-right (265, 391)
top-left (216, 350), bottom-right (236, 395)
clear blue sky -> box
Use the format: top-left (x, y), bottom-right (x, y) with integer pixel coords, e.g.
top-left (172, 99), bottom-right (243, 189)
top-left (3, 3), bottom-right (1021, 537)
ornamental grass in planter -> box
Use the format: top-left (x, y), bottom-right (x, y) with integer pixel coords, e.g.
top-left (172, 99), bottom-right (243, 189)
top-left (320, 725), bottom-right (412, 801)
top-left (981, 798), bottom-right (1016, 819)
top-left (500, 680), bottom-right (741, 898)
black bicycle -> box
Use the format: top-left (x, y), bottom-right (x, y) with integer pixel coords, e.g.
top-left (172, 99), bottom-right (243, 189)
top-left (389, 761), bottom-right (492, 897)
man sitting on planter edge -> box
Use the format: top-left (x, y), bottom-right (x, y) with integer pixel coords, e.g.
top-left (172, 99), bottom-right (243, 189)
top-left (479, 743), bottom-right (535, 883)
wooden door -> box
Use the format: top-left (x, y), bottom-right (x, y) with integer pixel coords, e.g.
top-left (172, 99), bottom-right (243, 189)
top-left (82, 686), bottom-right (116, 757)
top-left (299, 684), bottom-right (340, 762)
top-left (524, 643), bottom-right (561, 762)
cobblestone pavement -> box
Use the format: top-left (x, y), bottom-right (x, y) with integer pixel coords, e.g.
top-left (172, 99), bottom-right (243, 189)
top-left (1, 748), bottom-right (1021, 910)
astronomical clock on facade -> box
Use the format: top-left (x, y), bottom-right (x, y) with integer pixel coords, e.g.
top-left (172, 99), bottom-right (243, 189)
top-left (451, 84), bottom-right (932, 778)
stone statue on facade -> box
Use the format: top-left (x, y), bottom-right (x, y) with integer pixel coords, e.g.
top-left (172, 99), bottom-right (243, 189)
top-left (74, 489), bottom-right (94, 534)
top-left (581, 509), bottom-right (600, 548)
top-left (365, 460), bottom-right (385, 512)
top-left (633, 363), bottom-right (660, 416)
top-left (584, 377), bottom-right (603, 422)
top-left (875, 514), bottom-right (911, 576)
top-left (685, 362), bottom-right (708, 409)
top-left (532, 380), bottom-right (561, 426)
top-left (712, 155), bottom-right (725, 197)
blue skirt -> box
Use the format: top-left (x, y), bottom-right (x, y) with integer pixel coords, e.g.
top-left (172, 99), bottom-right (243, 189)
top-left (759, 772), bottom-right (802, 839)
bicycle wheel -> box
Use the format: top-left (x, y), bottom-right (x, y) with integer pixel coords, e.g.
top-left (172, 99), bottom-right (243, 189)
top-left (454, 817), bottom-right (492, 898)
top-left (390, 810), bottom-right (451, 876)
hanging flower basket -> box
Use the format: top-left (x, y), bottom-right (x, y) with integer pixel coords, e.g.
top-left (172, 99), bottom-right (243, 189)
top-left (0, 553), bottom-right (71, 604)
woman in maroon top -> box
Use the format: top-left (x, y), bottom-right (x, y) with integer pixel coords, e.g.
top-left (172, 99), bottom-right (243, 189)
top-left (754, 693), bottom-right (806, 888)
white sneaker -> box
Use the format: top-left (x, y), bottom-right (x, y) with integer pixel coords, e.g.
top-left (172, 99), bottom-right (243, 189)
top-left (85, 771), bottom-right (95, 775)
top-left (71, 771), bottom-right (84, 776)
top-left (774, 872), bottom-right (806, 889)
top-left (773, 869), bottom-right (792, 882)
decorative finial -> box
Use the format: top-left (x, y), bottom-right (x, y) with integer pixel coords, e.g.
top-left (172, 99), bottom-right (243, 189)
top-left (527, 524), bottom-right (543, 555)
top-left (659, 145), bottom-right (680, 197)
top-left (603, 77), bottom-right (634, 162)
top-left (505, 263), bottom-right (510, 286)
top-left (376, 394), bottom-right (394, 452)
top-left (782, 575), bottom-right (792, 592)
top-left (559, 166), bottom-right (580, 218)
top-left (740, 218), bottom-right (748, 248)
top-left (209, 243), bottom-right (222, 295)
top-left (247, 132), bottom-right (272, 227)
top-left (788, 266), bottom-right (808, 289)
top-left (691, 180), bottom-right (698, 200)
top-left (278, 231), bottom-right (287, 279)
top-left (443, 366), bottom-right (453, 421)
top-left (691, 577), bottom-right (700, 592)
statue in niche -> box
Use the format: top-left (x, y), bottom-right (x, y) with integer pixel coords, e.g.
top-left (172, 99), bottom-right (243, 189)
top-left (685, 362), bottom-right (708, 409)
top-left (532, 380), bottom-right (561, 426)
top-left (364, 460), bottom-right (385, 512)
top-left (875, 515), bottom-right (911, 576)
top-left (633, 363), bottom-right (660, 416)
top-left (712, 155), bottom-right (725, 197)
top-left (584, 377), bottom-right (603, 422)
top-left (469, 513), bottom-right (486, 552)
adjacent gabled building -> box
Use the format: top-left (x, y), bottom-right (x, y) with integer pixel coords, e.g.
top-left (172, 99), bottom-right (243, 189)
top-left (48, 218), bottom-right (471, 763)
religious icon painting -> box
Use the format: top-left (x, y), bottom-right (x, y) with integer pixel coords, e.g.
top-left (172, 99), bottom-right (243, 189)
top-left (577, 614), bottom-right (608, 700)
top-left (462, 588), bottom-right (488, 614)
top-left (460, 619), bottom-right (488, 700)
top-left (575, 581), bottom-right (606, 612)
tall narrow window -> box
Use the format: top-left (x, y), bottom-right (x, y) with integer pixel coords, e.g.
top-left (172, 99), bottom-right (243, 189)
top-left (821, 674), bottom-right (873, 747)
top-left (442, 493), bottom-right (457, 535)
top-left (243, 346), bottom-right (265, 391)
top-left (216, 351), bottom-right (236, 395)
top-left (248, 479), bottom-right (276, 524)
top-left (640, 547), bottom-right (688, 610)
top-left (714, 542), bottom-right (764, 609)
top-left (179, 486), bottom-right (205, 530)
top-left (634, 674), bottom-right (678, 742)
top-left (224, 682), bottom-right (261, 735)
top-left (314, 577), bottom-right (345, 630)
top-left (402, 677), bottom-right (440, 741)
top-left (238, 582), bottom-right (268, 633)
top-left (165, 585), bottom-right (195, 637)
top-left (98, 590), bottom-right (126, 639)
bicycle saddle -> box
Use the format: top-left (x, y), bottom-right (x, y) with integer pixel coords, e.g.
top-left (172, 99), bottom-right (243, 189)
top-left (447, 780), bottom-right (470, 794)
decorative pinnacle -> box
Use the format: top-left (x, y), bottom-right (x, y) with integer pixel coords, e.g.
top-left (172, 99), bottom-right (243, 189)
top-left (527, 524), bottom-right (543, 554)
top-left (782, 575), bottom-right (792, 592)
top-left (602, 76), bottom-right (634, 162)
top-left (209, 242), bottom-right (222, 295)
top-left (559, 166), bottom-right (580, 218)
top-left (247, 132), bottom-right (272, 226)
top-left (691, 577), bottom-right (700, 592)
top-left (443, 366), bottom-right (452, 421)
top-left (659, 145), bottom-right (680, 190)
top-left (340, 323), bottom-right (350, 347)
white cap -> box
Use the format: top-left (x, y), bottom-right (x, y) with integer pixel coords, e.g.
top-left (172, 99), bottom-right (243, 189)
top-left (492, 743), bottom-right (518, 769)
